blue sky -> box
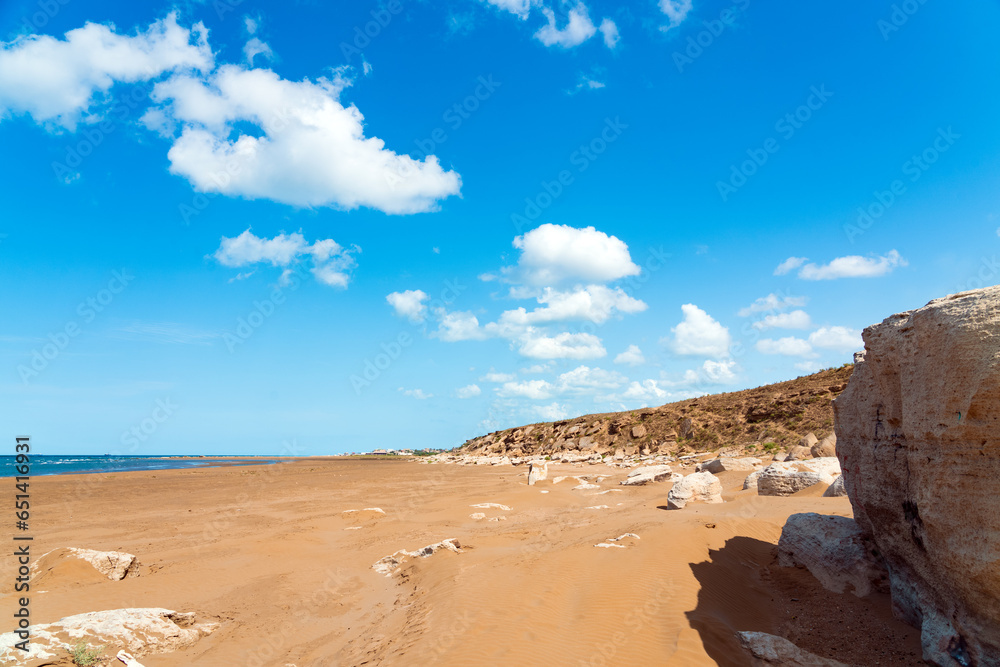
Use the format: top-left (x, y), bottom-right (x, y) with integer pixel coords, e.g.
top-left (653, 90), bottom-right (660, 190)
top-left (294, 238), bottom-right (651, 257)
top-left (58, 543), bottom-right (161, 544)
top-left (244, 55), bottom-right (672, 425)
top-left (3, 0), bottom-right (999, 455)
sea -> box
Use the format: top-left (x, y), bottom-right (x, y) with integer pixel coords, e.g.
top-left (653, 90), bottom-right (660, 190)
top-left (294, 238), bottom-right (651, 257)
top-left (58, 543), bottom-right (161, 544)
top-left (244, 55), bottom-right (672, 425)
top-left (0, 455), bottom-right (284, 477)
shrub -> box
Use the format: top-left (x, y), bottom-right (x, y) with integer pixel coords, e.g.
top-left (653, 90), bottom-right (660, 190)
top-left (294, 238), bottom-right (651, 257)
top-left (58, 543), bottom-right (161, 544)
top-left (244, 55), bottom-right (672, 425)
top-left (70, 642), bottom-right (104, 666)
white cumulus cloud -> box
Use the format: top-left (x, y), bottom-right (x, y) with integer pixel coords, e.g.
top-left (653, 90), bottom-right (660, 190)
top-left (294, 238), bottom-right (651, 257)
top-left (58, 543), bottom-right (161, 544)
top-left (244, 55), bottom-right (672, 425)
top-left (213, 229), bottom-right (357, 288)
top-left (480, 370), bottom-right (517, 383)
top-left (738, 293), bottom-right (808, 316)
top-left (808, 326), bottom-right (863, 352)
top-left (774, 256), bottom-right (808, 276)
top-left (386, 290), bottom-right (429, 323)
top-left (0, 13), bottom-right (212, 130)
top-left (557, 365), bottom-right (627, 392)
top-left (534, 402), bottom-right (570, 420)
top-left (497, 379), bottom-right (556, 399)
top-left (665, 304), bottom-right (731, 359)
top-left (797, 250), bottom-right (907, 280)
top-left (598, 19), bottom-right (620, 48)
top-left (146, 65), bottom-right (461, 214)
top-left (752, 310), bottom-right (813, 331)
top-left (614, 344), bottom-right (645, 366)
top-left (516, 331), bottom-right (606, 359)
top-left (535, 3), bottom-right (597, 48)
top-left (497, 285), bottom-right (646, 327)
top-left (756, 337), bottom-right (816, 357)
top-left (505, 224), bottom-right (640, 286)
top-left (456, 384), bottom-right (482, 398)
top-left (659, 0), bottom-right (693, 29)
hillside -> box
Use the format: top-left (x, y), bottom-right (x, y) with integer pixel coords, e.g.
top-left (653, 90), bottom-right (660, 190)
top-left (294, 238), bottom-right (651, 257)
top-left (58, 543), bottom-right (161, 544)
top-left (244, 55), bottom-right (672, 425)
top-left (459, 365), bottom-right (853, 458)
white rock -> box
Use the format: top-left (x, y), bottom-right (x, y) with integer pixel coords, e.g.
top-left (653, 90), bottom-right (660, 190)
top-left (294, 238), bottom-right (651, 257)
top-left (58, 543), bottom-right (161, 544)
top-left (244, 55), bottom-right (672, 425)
top-left (619, 465), bottom-right (680, 486)
top-left (527, 461), bottom-right (548, 485)
top-left (755, 458), bottom-right (842, 497)
top-left (666, 472), bottom-right (724, 510)
top-left (469, 512), bottom-right (487, 520)
top-left (34, 547), bottom-right (140, 581)
top-left (822, 476), bottom-right (847, 497)
top-left (372, 539), bottom-right (462, 577)
top-left (0, 608), bottom-right (218, 662)
top-left (470, 503), bottom-right (512, 511)
top-left (573, 483), bottom-right (600, 490)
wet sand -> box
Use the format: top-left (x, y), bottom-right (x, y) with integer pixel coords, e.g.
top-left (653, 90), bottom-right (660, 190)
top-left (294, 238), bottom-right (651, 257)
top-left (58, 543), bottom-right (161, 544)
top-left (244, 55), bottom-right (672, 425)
top-left (0, 459), bottom-right (923, 665)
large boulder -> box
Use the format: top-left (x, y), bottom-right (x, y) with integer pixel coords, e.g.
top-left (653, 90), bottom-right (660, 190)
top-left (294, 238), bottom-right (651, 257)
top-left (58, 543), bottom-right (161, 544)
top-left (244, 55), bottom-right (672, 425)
top-left (755, 459), bottom-right (841, 496)
top-left (527, 461), bottom-right (548, 485)
top-left (0, 608), bottom-right (218, 663)
top-left (798, 432), bottom-right (819, 449)
top-left (811, 433), bottom-right (837, 458)
top-left (785, 445), bottom-right (813, 461)
top-left (696, 457), bottom-right (762, 473)
top-left (666, 472), bottom-right (723, 510)
top-left (835, 286), bottom-right (1000, 666)
top-left (777, 513), bottom-right (888, 597)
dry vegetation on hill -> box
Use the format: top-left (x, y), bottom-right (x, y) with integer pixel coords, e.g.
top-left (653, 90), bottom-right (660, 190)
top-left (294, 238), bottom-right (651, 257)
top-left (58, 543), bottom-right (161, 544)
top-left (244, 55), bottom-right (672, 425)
top-left (459, 365), bottom-right (854, 458)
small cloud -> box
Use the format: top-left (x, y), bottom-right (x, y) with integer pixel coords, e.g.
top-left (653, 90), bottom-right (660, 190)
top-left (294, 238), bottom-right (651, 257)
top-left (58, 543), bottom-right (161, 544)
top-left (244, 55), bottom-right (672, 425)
top-left (386, 289), bottom-right (429, 323)
top-left (481, 370), bottom-right (517, 383)
top-left (456, 384), bottom-right (481, 399)
top-left (797, 250), bottom-right (907, 281)
top-left (752, 310), bottom-right (813, 331)
top-left (598, 18), bottom-right (619, 49)
top-left (432, 247), bottom-right (441, 254)
top-left (659, 0), bottom-right (692, 30)
top-left (362, 58), bottom-right (373, 76)
top-left (756, 337), bottom-right (816, 358)
top-left (399, 387), bottom-right (433, 400)
top-left (808, 326), bottom-right (863, 353)
top-left (535, 3), bottom-right (597, 48)
top-left (534, 402), bottom-right (570, 420)
top-left (738, 293), bottom-right (808, 317)
top-left (774, 256), bottom-right (808, 276)
top-left (663, 304), bottom-right (731, 359)
top-left (613, 344), bottom-right (645, 366)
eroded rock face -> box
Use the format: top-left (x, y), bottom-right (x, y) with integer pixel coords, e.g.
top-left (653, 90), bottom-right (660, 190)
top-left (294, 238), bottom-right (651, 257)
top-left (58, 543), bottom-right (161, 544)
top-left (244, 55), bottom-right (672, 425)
top-left (0, 608), bottom-right (218, 663)
top-left (33, 547), bottom-right (140, 581)
top-left (619, 465), bottom-right (679, 486)
top-left (811, 433), bottom-right (837, 458)
top-left (835, 286), bottom-right (1000, 666)
top-left (527, 461), bottom-right (548, 485)
top-left (755, 459), bottom-right (841, 497)
top-left (777, 513), bottom-right (888, 597)
top-left (666, 471), bottom-right (723, 510)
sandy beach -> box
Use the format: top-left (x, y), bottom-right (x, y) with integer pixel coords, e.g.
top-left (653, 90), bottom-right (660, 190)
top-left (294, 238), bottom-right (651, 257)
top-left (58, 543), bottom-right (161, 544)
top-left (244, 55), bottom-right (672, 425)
top-left (1, 458), bottom-right (923, 666)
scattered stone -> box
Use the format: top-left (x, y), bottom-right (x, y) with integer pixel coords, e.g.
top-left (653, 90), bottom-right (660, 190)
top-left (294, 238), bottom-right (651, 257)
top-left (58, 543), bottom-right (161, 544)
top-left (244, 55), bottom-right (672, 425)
top-left (372, 539), bottom-right (462, 577)
top-left (631, 424), bottom-right (647, 439)
top-left (785, 446), bottom-right (813, 461)
top-left (696, 457), bottom-right (762, 474)
top-left (470, 503), bottom-right (512, 511)
top-left (527, 461), bottom-right (548, 485)
top-left (666, 472), bottom-right (724, 510)
top-left (573, 483), bottom-right (600, 490)
top-left (620, 465), bottom-right (680, 486)
top-left (585, 505), bottom-right (610, 510)
top-left (737, 631), bottom-right (849, 666)
top-left (595, 533), bottom-right (640, 548)
top-left (798, 432), bottom-right (819, 449)
top-left (811, 433), bottom-right (836, 458)
top-left (34, 547), bottom-right (140, 581)
top-left (822, 476), bottom-right (846, 498)
top-left (777, 513), bottom-right (888, 597)
top-left (469, 513), bottom-right (486, 520)
top-left (834, 286), bottom-right (1000, 664)
top-left (0, 608), bottom-right (218, 663)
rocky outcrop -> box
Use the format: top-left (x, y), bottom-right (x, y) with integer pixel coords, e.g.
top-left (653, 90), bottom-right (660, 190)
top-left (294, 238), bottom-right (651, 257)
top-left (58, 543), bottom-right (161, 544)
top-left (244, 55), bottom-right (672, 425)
top-left (737, 632), bottom-right (849, 666)
top-left (0, 608), bottom-right (218, 663)
top-left (33, 547), bottom-right (140, 580)
top-left (696, 457), bottom-right (762, 473)
top-left (372, 539), bottom-right (463, 577)
top-left (666, 472), bottom-right (723, 510)
top-left (834, 286), bottom-right (1000, 666)
top-left (777, 513), bottom-right (888, 597)
top-left (619, 465), bottom-right (680, 486)
top-left (784, 445), bottom-right (813, 461)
